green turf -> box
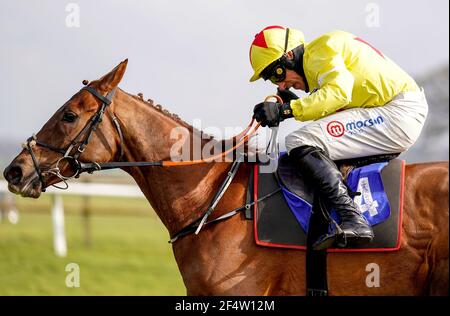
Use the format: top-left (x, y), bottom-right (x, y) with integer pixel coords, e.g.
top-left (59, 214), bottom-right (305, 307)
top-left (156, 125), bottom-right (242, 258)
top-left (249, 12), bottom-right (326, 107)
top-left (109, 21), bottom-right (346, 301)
top-left (14, 194), bottom-right (153, 217)
top-left (0, 211), bottom-right (186, 296)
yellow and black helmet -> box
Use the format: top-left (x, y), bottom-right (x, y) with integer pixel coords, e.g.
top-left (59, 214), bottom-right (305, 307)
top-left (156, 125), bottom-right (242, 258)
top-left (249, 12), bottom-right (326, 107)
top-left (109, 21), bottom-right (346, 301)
top-left (249, 25), bottom-right (305, 82)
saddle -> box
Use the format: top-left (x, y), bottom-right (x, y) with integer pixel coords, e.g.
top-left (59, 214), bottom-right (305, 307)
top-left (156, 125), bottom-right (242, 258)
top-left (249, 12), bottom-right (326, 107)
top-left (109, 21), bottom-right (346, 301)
top-left (246, 152), bottom-right (405, 252)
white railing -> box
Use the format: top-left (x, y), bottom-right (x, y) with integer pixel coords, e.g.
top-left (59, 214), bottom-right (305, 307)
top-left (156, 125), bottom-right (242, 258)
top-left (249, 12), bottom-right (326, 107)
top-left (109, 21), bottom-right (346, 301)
top-left (0, 179), bottom-right (145, 257)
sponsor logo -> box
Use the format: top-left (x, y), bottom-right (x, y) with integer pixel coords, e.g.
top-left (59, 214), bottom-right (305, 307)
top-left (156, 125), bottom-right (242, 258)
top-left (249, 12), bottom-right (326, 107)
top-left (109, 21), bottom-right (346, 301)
top-left (327, 121), bottom-right (345, 137)
top-left (326, 115), bottom-right (385, 137)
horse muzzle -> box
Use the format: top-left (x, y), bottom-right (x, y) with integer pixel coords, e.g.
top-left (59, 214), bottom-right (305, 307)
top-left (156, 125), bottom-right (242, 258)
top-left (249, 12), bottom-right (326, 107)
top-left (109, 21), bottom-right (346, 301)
top-left (3, 163), bottom-right (43, 198)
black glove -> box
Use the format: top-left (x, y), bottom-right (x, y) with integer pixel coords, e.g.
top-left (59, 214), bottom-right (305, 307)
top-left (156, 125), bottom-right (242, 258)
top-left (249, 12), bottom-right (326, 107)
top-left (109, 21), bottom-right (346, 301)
top-left (253, 101), bottom-right (294, 127)
top-left (277, 88), bottom-right (299, 103)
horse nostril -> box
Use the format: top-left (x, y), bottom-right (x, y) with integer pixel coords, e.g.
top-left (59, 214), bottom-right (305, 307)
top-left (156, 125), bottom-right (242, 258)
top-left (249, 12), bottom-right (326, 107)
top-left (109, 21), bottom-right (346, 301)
top-left (4, 165), bottom-right (23, 185)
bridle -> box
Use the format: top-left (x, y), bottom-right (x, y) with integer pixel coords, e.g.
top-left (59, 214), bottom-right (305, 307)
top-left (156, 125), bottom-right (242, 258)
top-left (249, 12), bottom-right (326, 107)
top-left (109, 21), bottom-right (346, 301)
top-left (22, 85), bottom-right (279, 241)
top-left (21, 84), bottom-right (282, 242)
top-left (23, 85), bottom-right (123, 191)
top-left (23, 83), bottom-right (268, 193)
top-left (24, 83), bottom-right (264, 193)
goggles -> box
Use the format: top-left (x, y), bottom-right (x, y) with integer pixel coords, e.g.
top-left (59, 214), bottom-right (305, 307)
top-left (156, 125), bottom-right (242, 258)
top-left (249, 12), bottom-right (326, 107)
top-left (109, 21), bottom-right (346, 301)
top-left (261, 59), bottom-right (286, 84)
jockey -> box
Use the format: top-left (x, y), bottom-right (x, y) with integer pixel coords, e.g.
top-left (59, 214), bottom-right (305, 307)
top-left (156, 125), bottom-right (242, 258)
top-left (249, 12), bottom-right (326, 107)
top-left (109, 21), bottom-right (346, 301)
top-left (249, 26), bottom-right (428, 250)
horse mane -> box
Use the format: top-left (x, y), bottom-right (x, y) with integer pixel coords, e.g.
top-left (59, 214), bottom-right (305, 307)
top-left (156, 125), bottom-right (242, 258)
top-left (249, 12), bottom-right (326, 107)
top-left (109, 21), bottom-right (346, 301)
top-left (123, 90), bottom-right (214, 141)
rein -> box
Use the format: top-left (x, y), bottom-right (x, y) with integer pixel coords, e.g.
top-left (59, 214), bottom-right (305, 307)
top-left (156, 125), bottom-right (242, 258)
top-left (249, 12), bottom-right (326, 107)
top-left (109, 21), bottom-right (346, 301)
top-left (23, 85), bottom-right (282, 241)
top-left (78, 119), bottom-right (261, 172)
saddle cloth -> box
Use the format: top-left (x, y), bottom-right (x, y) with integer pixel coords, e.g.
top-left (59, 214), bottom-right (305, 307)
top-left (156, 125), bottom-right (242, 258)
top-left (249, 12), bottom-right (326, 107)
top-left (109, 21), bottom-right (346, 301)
top-left (248, 154), bottom-right (405, 252)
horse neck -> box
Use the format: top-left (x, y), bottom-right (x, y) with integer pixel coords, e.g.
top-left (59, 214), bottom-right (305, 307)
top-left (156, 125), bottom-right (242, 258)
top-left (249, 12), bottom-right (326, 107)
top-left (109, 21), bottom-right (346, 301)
top-left (113, 89), bottom-right (231, 235)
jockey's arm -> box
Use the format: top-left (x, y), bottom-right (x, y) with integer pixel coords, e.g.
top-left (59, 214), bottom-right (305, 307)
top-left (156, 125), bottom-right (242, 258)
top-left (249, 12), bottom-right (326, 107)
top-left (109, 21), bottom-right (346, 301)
top-left (290, 53), bottom-right (355, 122)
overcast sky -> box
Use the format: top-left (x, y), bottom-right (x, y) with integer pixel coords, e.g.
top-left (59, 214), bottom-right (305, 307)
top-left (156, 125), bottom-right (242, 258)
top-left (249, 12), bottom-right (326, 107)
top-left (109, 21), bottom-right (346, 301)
top-left (0, 0), bottom-right (448, 143)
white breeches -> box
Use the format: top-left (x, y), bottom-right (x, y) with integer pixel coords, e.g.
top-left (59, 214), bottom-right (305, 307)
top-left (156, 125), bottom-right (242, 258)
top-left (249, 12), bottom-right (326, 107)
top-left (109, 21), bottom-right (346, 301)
top-left (285, 89), bottom-right (428, 160)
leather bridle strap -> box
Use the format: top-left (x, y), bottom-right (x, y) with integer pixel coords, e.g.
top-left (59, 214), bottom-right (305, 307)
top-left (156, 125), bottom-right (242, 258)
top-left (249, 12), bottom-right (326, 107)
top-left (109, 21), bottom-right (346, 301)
top-left (33, 140), bottom-right (67, 155)
top-left (82, 86), bottom-right (113, 106)
top-left (73, 87), bottom-right (117, 159)
top-left (107, 110), bottom-right (124, 159)
top-left (194, 152), bottom-right (245, 235)
top-left (78, 160), bottom-right (163, 172)
top-left (26, 138), bottom-right (46, 187)
top-left (23, 86), bottom-right (118, 189)
top-left (169, 186), bottom-right (282, 243)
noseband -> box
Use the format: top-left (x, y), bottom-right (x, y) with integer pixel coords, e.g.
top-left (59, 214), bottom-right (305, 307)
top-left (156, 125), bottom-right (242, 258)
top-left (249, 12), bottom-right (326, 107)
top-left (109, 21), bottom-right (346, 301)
top-left (23, 86), bottom-right (123, 191)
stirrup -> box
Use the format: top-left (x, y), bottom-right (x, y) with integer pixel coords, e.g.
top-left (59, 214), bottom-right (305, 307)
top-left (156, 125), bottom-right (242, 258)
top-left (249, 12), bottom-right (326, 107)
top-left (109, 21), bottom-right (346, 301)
top-left (312, 230), bottom-right (347, 251)
top-left (311, 214), bottom-right (346, 250)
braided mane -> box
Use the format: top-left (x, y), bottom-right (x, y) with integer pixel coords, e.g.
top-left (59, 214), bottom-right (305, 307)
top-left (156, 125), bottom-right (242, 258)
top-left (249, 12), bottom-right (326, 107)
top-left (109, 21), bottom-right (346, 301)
top-left (125, 91), bottom-right (214, 140)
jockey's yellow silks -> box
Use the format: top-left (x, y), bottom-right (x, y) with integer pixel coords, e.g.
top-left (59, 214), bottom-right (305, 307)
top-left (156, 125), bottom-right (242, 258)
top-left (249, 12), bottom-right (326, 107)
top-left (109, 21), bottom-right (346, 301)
top-left (250, 28), bottom-right (419, 122)
top-left (289, 30), bottom-right (419, 121)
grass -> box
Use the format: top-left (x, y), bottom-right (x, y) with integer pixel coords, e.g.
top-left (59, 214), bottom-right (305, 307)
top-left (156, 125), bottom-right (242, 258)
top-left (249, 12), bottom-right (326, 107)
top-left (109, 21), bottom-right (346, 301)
top-left (0, 208), bottom-right (186, 295)
top-left (14, 193), bottom-right (153, 217)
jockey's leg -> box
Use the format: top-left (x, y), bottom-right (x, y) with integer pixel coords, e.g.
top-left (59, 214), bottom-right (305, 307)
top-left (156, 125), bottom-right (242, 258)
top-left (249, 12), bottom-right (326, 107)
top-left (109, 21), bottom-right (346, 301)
top-left (289, 145), bottom-right (374, 249)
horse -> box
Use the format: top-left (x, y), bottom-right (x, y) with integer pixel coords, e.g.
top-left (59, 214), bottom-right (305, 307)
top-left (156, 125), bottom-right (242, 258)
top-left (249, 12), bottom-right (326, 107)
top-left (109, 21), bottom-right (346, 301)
top-left (3, 60), bottom-right (449, 295)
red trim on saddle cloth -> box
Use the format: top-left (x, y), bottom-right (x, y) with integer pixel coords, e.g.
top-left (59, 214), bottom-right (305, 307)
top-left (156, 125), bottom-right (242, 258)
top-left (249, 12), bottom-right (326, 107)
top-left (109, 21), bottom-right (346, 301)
top-left (253, 161), bottom-right (405, 253)
top-left (253, 166), bottom-right (307, 250)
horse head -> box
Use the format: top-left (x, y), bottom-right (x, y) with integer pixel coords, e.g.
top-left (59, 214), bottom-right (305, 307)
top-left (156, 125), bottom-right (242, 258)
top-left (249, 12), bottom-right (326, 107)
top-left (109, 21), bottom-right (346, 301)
top-left (3, 60), bottom-right (129, 198)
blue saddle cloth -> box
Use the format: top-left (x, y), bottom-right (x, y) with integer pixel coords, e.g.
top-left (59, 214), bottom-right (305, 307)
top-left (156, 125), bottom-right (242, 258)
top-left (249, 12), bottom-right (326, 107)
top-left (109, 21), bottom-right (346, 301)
top-left (280, 154), bottom-right (390, 233)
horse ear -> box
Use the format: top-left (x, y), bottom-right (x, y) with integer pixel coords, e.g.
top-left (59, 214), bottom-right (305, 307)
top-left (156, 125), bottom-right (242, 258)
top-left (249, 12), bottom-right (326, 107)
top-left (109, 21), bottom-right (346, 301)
top-left (97, 59), bottom-right (128, 91)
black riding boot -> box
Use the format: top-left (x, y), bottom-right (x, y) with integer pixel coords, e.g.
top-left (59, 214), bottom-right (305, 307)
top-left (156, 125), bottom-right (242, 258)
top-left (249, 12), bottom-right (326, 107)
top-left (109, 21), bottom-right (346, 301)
top-left (289, 146), bottom-right (374, 250)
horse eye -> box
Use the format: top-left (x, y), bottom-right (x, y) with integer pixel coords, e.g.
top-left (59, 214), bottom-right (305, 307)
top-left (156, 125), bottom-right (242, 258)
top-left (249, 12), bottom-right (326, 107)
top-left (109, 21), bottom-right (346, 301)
top-left (62, 111), bottom-right (78, 123)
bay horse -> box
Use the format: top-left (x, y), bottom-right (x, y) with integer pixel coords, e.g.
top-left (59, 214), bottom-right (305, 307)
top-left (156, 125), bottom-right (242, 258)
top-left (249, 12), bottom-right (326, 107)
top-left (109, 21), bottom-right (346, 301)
top-left (3, 60), bottom-right (449, 295)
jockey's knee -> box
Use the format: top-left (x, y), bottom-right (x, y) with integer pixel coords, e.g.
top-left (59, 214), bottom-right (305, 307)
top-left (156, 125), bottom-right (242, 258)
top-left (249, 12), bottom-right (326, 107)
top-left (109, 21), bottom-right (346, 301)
top-left (285, 132), bottom-right (326, 155)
